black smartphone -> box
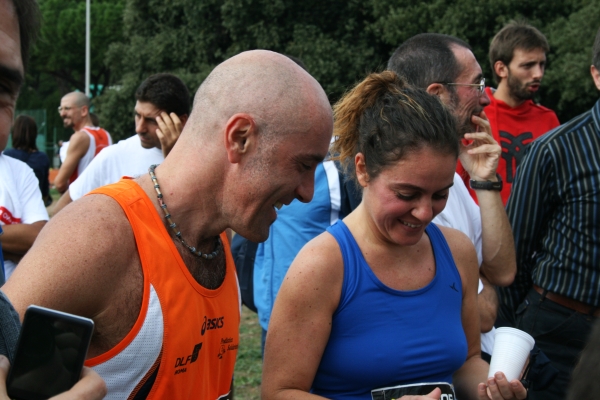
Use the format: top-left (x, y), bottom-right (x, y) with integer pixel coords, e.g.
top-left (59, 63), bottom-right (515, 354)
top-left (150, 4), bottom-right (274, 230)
top-left (6, 305), bottom-right (94, 400)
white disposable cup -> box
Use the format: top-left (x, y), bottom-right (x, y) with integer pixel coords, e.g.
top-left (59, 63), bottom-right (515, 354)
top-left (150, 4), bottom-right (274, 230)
top-left (488, 327), bottom-right (535, 382)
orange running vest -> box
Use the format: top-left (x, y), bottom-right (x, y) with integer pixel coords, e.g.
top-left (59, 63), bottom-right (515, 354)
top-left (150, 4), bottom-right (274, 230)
top-left (85, 179), bottom-right (240, 399)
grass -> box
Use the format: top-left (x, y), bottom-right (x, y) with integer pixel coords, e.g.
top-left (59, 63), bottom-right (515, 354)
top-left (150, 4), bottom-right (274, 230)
top-left (234, 306), bottom-right (263, 399)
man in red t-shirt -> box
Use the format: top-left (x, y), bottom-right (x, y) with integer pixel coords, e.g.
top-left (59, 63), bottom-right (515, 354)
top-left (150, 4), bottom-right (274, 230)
top-left (458, 21), bottom-right (560, 204)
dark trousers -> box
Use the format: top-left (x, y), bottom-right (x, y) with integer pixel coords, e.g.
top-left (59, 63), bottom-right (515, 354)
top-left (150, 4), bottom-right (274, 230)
top-left (516, 288), bottom-right (596, 400)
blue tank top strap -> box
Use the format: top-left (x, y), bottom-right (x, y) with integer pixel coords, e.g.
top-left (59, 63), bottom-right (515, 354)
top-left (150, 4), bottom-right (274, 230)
top-left (326, 221), bottom-right (461, 307)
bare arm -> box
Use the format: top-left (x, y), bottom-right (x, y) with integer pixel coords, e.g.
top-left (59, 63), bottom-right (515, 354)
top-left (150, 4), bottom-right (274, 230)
top-left (2, 194), bottom-right (137, 328)
top-left (50, 190), bottom-right (73, 216)
top-left (53, 131), bottom-right (90, 193)
top-left (478, 275), bottom-right (498, 333)
top-left (0, 221), bottom-right (45, 255)
top-left (440, 227), bottom-right (525, 400)
top-left (459, 112), bottom-right (516, 287)
top-left (262, 233), bottom-right (343, 400)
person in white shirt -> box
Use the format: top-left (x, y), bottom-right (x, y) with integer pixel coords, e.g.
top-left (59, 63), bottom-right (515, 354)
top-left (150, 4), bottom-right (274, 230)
top-left (52, 73), bottom-right (189, 215)
top-left (388, 33), bottom-right (517, 358)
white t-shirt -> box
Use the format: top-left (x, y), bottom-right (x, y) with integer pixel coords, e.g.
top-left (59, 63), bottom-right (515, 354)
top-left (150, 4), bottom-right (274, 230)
top-left (0, 154), bottom-right (49, 279)
top-left (433, 172), bottom-right (495, 354)
top-left (59, 141), bottom-right (69, 163)
top-left (69, 135), bottom-right (164, 201)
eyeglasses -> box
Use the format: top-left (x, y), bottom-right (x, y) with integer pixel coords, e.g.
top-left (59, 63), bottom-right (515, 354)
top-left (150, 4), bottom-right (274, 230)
top-left (57, 106), bottom-right (75, 113)
top-left (440, 77), bottom-right (486, 96)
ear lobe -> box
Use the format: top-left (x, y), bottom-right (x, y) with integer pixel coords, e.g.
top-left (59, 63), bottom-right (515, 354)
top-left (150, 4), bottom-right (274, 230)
top-left (495, 61), bottom-right (508, 79)
top-left (426, 83), bottom-right (444, 97)
top-left (355, 153), bottom-right (369, 188)
top-left (426, 83), bottom-right (452, 106)
top-left (224, 114), bottom-right (255, 163)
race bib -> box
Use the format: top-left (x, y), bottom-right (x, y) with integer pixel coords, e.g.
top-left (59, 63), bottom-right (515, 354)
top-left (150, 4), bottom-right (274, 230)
top-left (371, 381), bottom-right (456, 400)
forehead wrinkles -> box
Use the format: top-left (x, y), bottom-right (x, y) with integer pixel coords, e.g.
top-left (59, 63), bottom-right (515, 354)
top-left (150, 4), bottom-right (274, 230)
top-left (135, 102), bottom-right (161, 118)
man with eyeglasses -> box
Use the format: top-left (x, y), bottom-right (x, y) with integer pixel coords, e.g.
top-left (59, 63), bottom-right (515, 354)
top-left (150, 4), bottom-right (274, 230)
top-left (458, 21), bottom-right (560, 205)
top-left (54, 92), bottom-right (112, 194)
top-left (387, 33), bottom-right (516, 374)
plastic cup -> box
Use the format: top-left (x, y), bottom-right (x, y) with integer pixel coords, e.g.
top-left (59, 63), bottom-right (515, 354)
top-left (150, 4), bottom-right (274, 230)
top-left (487, 327), bottom-right (535, 382)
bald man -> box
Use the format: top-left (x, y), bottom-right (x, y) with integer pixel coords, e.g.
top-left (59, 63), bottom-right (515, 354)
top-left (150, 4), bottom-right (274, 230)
top-left (3, 50), bottom-right (333, 399)
top-left (54, 92), bottom-right (112, 193)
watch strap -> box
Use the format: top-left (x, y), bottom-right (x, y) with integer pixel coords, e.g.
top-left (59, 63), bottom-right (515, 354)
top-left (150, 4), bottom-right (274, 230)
top-left (470, 173), bottom-right (503, 191)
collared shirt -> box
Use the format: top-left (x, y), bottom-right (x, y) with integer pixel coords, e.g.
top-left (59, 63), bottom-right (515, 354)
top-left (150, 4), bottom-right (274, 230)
top-left (499, 98), bottom-right (600, 316)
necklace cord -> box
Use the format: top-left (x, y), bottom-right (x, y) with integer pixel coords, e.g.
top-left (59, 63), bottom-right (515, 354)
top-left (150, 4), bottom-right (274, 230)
top-left (148, 164), bottom-right (221, 260)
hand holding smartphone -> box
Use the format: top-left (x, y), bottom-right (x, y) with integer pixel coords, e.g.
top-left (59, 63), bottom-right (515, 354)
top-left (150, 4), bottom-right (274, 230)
top-left (6, 306), bottom-right (94, 400)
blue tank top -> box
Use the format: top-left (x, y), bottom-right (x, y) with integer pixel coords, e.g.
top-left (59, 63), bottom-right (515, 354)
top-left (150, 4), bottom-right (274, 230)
top-left (312, 221), bottom-right (467, 399)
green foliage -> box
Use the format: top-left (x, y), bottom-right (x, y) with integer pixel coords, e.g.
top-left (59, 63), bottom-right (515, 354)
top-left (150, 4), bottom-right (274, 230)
top-left (543, 0), bottom-right (600, 121)
top-left (17, 0), bottom-right (125, 144)
top-left (22, 0), bottom-right (600, 142)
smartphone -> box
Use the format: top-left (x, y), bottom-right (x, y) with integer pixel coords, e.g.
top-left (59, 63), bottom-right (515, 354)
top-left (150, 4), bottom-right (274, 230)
top-left (6, 305), bottom-right (94, 400)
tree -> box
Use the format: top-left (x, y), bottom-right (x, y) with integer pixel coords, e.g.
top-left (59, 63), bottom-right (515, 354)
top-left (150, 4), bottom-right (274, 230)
top-left (543, 0), bottom-right (600, 121)
top-left (24, 0), bottom-right (599, 142)
top-left (17, 0), bottom-right (125, 145)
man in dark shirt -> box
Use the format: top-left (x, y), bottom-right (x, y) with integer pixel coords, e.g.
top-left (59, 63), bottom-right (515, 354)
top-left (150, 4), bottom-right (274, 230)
top-left (499, 26), bottom-right (600, 400)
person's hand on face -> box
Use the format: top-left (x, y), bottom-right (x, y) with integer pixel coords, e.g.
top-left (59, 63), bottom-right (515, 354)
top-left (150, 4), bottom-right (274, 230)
top-left (459, 111), bottom-right (501, 182)
top-left (156, 112), bottom-right (183, 158)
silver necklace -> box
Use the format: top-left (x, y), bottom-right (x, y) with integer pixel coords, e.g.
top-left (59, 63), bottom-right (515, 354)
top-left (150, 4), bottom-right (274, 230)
top-left (148, 164), bottom-right (221, 260)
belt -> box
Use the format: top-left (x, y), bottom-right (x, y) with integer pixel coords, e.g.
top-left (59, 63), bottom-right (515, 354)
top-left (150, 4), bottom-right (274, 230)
top-left (533, 285), bottom-right (600, 317)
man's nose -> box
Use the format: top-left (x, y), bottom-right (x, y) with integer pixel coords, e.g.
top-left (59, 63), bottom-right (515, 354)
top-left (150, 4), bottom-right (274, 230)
top-left (135, 118), bottom-right (145, 133)
top-left (295, 171), bottom-right (316, 203)
top-left (479, 89), bottom-right (491, 107)
top-left (532, 64), bottom-right (544, 80)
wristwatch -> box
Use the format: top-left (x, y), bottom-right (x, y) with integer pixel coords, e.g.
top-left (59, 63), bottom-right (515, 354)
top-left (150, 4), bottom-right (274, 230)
top-left (470, 173), bottom-right (503, 191)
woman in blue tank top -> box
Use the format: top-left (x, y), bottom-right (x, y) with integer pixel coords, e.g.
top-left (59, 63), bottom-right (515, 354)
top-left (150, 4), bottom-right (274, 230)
top-left (262, 72), bottom-right (527, 400)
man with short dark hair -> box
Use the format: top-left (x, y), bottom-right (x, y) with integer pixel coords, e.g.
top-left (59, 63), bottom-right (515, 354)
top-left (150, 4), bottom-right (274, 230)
top-left (458, 21), bottom-right (560, 204)
top-left (498, 27), bottom-right (600, 400)
top-left (388, 33), bottom-right (516, 365)
top-left (54, 92), bottom-right (112, 193)
top-left (0, 0), bottom-right (106, 397)
top-left (52, 73), bottom-right (190, 215)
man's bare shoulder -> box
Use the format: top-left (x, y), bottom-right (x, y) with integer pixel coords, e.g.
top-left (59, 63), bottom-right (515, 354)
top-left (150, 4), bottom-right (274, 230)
top-left (3, 193), bottom-right (138, 318)
top-left (69, 129), bottom-right (92, 145)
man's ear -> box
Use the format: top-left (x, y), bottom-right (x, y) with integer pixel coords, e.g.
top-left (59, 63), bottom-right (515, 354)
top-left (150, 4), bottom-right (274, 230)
top-left (426, 83), bottom-right (452, 105)
top-left (591, 65), bottom-right (600, 91)
top-left (426, 82), bottom-right (444, 97)
top-left (355, 153), bottom-right (369, 188)
top-left (179, 114), bottom-right (189, 127)
top-left (224, 113), bottom-right (255, 163)
top-left (494, 61), bottom-right (508, 80)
